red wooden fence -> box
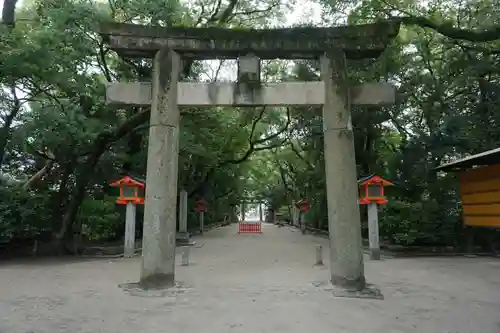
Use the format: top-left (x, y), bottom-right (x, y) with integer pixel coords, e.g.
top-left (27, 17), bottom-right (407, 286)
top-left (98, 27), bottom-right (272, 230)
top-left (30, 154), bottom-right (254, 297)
top-left (237, 222), bottom-right (263, 234)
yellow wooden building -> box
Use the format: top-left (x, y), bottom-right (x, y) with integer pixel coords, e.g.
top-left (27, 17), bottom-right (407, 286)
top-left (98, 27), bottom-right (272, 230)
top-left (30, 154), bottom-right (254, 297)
top-left (437, 147), bottom-right (500, 228)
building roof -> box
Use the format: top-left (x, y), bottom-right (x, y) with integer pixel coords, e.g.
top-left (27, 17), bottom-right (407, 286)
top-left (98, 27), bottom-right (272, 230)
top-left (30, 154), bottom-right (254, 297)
top-left (357, 174), bottom-right (394, 186)
top-left (109, 175), bottom-right (145, 187)
top-left (436, 147), bottom-right (500, 172)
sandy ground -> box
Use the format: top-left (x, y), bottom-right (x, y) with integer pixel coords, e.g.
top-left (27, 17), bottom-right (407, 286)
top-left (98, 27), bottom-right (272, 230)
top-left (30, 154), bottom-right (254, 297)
top-left (1, 223), bottom-right (500, 333)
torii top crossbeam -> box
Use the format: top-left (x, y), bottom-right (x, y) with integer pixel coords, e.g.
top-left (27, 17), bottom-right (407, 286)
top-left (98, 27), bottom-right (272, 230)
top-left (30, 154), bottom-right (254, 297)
top-left (99, 21), bottom-right (400, 60)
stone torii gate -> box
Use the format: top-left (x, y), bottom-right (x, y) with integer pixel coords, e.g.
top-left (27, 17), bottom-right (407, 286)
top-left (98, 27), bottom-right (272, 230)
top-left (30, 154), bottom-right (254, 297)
top-left (237, 200), bottom-right (265, 221)
top-left (99, 21), bottom-right (399, 293)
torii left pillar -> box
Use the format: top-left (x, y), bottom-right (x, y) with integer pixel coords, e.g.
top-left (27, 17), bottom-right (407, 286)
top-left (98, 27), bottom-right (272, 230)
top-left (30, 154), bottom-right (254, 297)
top-left (321, 51), bottom-right (365, 291)
top-left (140, 48), bottom-right (181, 289)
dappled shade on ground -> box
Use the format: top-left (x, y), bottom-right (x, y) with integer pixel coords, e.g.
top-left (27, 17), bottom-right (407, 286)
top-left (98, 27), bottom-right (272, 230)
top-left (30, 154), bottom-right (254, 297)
top-left (0, 224), bottom-right (499, 333)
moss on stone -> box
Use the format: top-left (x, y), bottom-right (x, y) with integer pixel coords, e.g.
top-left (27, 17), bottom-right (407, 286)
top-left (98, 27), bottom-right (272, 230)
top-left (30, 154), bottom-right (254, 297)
top-left (99, 20), bottom-right (401, 60)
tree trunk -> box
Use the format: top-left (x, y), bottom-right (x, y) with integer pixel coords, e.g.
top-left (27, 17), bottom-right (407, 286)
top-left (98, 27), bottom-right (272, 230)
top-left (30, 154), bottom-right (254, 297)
top-left (53, 166), bottom-right (93, 254)
top-left (53, 143), bottom-right (108, 254)
top-left (53, 110), bottom-right (151, 254)
top-left (1, 0), bottom-right (18, 27)
top-left (22, 150), bottom-right (55, 190)
top-left (52, 164), bottom-right (72, 226)
top-left (0, 85), bottom-right (21, 168)
top-left (0, 124), bottom-right (11, 168)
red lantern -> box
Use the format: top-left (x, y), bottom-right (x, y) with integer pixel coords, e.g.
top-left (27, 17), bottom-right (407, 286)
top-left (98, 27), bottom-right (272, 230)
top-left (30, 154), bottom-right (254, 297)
top-left (194, 199), bottom-right (208, 212)
top-left (358, 175), bottom-right (393, 205)
top-left (295, 199), bottom-right (311, 213)
top-left (109, 176), bottom-right (145, 205)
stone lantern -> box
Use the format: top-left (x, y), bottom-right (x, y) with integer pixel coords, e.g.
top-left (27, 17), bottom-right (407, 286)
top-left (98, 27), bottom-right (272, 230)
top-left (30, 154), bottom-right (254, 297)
top-left (110, 175), bottom-right (145, 257)
top-left (358, 175), bottom-right (393, 205)
top-left (357, 174), bottom-right (393, 260)
top-left (110, 175), bottom-right (145, 205)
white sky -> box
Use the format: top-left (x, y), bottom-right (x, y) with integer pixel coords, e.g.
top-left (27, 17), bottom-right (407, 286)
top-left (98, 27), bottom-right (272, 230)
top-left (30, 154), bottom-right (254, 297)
top-left (1, 0), bottom-right (324, 82)
top-left (0, 0), bottom-right (324, 25)
top-left (285, 1), bottom-right (324, 25)
top-left (199, 0), bottom-right (323, 81)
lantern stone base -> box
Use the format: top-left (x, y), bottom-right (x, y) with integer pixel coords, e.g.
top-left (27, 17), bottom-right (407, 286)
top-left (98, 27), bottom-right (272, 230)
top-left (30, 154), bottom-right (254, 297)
top-left (176, 232), bottom-right (195, 246)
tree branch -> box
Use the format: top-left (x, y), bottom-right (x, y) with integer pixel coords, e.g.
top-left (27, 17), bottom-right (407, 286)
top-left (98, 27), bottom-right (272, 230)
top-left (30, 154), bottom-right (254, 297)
top-left (394, 16), bottom-right (500, 42)
top-left (223, 107), bottom-right (291, 165)
top-left (98, 41), bottom-right (113, 82)
top-left (208, 0), bottom-right (224, 23)
top-left (188, 107), bottom-right (291, 197)
top-left (22, 148), bottom-right (55, 190)
top-left (0, 83), bottom-right (22, 167)
top-left (217, 0), bottom-right (239, 24)
top-left (195, 1), bottom-right (207, 26)
top-left (182, 0), bottom-right (240, 76)
top-left (289, 142), bottom-right (314, 170)
top-left (228, 2), bottom-right (280, 22)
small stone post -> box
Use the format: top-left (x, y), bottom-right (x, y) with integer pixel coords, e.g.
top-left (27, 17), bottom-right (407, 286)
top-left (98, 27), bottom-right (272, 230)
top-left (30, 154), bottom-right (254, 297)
top-left (292, 200), bottom-right (299, 227)
top-left (316, 245), bottom-right (324, 266)
top-left (181, 247), bottom-right (190, 266)
top-left (199, 211), bottom-right (204, 234)
top-left (124, 202), bottom-right (136, 258)
top-left (140, 48), bottom-right (181, 289)
top-left (300, 212), bottom-right (306, 234)
top-left (321, 51), bottom-right (366, 290)
top-left (179, 189), bottom-right (188, 237)
top-left (368, 202), bottom-right (381, 260)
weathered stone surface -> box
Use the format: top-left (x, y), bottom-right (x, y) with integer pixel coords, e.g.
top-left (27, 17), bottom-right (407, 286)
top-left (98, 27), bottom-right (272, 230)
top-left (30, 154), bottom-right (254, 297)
top-left (237, 53), bottom-right (261, 83)
top-left (199, 210), bottom-right (205, 233)
top-left (105, 81), bottom-right (396, 107)
top-left (332, 284), bottom-right (384, 300)
top-left (321, 51), bottom-right (366, 291)
top-left (140, 48), bottom-right (181, 288)
top-left (368, 202), bottom-right (381, 260)
top-left (99, 21), bottom-right (401, 60)
top-left (119, 281), bottom-right (190, 296)
top-left (316, 244), bottom-right (324, 266)
top-left (124, 202), bottom-right (136, 258)
top-left (236, 53), bottom-right (262, 104)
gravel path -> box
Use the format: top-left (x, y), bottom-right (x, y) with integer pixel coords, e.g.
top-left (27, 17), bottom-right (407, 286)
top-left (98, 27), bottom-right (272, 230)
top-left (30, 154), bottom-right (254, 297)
top-left (1, 223), bottom-right (499, 333)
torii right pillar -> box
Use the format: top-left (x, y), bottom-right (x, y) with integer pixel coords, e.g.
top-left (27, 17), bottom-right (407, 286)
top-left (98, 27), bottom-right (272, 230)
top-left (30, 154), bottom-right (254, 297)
top-left (321, 50), bottom-right (386, 297)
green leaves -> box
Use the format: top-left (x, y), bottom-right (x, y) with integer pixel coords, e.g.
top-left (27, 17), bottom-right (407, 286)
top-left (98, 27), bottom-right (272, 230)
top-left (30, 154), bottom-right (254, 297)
top-left (2, 0), bottom-right (497, 251)
top-left (77, 196), bottom-right (120, 241)
top-left (0, 183), bottom-right (52, 239)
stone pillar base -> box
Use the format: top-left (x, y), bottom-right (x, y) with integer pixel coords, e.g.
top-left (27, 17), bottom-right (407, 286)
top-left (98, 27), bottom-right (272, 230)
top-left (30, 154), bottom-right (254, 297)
top-left (332, 283), bottom-right (384, 300)
top-left (118, 280), bottom-right (190, 297)
top-left (331, 275), bottom-right (366, 291)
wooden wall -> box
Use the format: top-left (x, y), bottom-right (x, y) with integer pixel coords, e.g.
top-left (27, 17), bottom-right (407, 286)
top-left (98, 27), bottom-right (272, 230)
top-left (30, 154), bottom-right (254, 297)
top-left (460, 164), bottom-right (500, 227)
